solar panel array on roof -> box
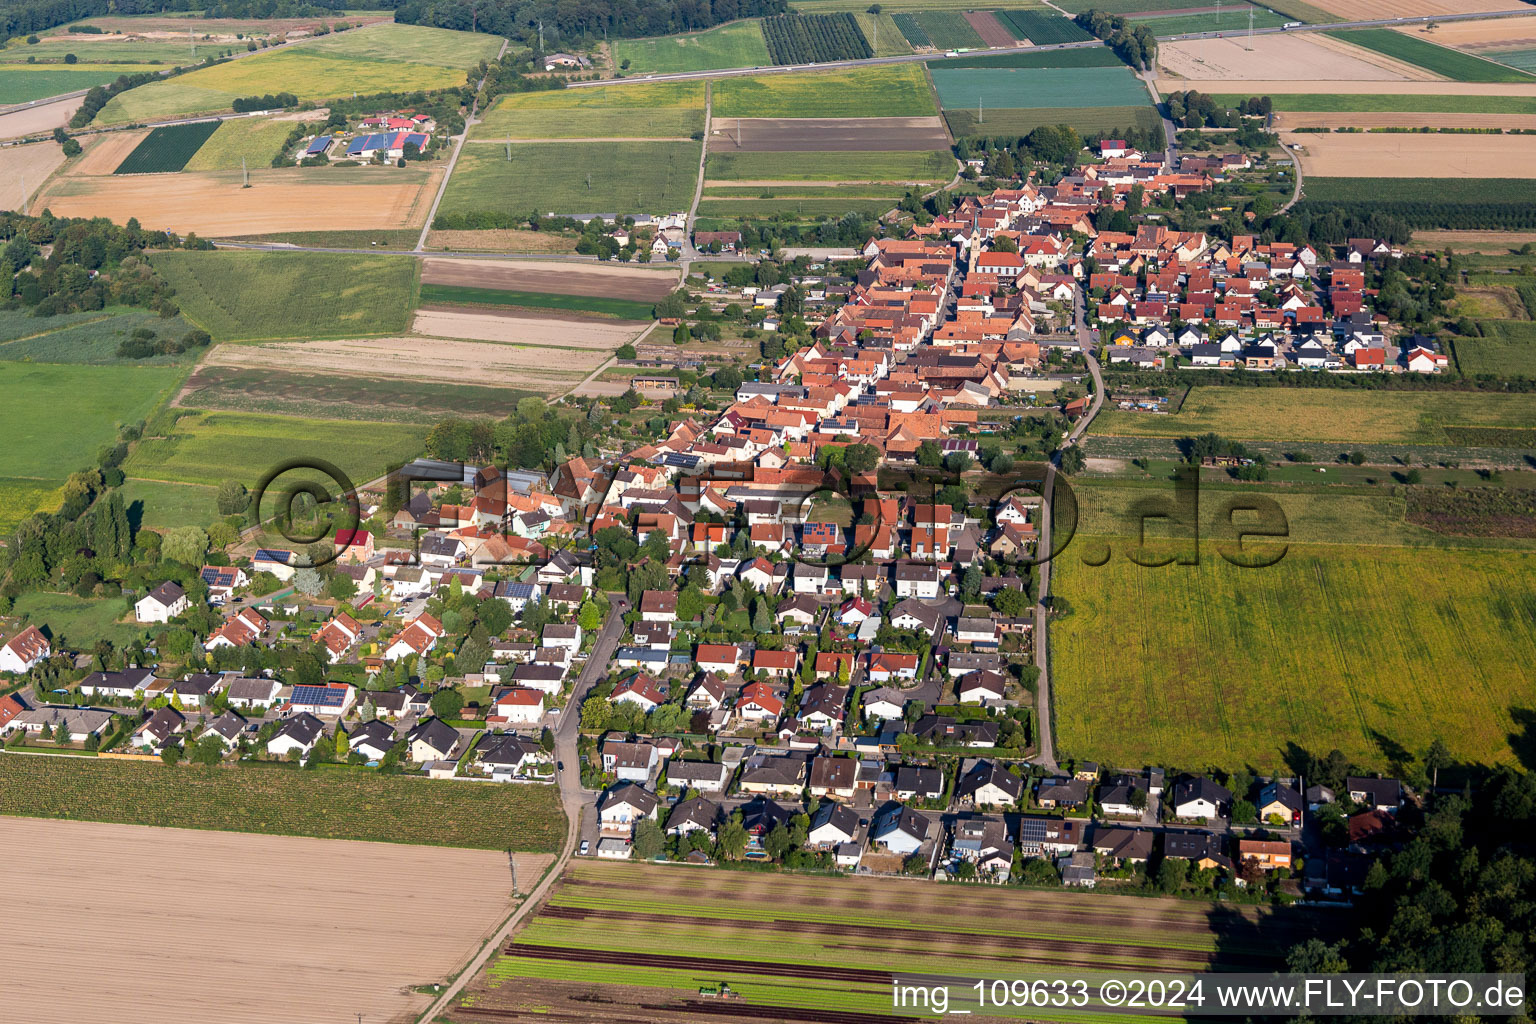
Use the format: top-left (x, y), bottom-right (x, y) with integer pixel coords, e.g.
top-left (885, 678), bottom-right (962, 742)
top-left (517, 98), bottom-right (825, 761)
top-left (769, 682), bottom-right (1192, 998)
top-left (291, 684), bottom-right (348, 708)
top-left (304, 136), bottom-right (331, 156)
top-left (201, 566), bottom-right (236, 587)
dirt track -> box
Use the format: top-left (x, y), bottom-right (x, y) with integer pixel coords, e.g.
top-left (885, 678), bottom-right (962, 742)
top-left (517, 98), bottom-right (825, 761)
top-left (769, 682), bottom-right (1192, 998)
top-left (421, 257), bottom-right (680, 300)
top-left (709, 115), bottom-right (950, 152)
top-left (1, 816), bottom-right (543, 1024)
top-left (1284, 130), bottom-right (1536, 176)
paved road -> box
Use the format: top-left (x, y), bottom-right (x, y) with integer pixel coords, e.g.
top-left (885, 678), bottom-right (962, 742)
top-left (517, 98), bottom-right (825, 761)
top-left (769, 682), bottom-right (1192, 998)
top-left (1030, 289), bottom-right (1105, 770)
top-left (1137, 68), bottom-right (1178, 172)
top-left (415, 37), bottom-right (508, 252)
top-left (413, 593), bottom-right (628, 1024)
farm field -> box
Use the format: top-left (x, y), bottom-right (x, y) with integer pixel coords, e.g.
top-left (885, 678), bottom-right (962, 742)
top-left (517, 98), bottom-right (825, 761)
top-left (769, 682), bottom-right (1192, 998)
top-left (436, 141), bottom-right (701, 219)
top-left (0, 64), bottom-right (147, 104)
top-left (0, 755), bottom-right (563, 849)
top-left (930, 66), bottom-right (1151, 108)
top-left (853, 11), bottom-right (913, 55)
top-left (471, 80), bottom-right (705, 140)
top-left (1090, 387), bottom-right (1536, 446)
top-left (941, 45), bottom-right (1122, 67)
top-left (0, 478), bottom-right (64, 535)
top-left (1285, 131), bottom-right (1536, 177)
top-left (452, 860), bottom-right (1324, 1023)
top-left (120, 478), bottom-right (219, 530)
top-left (708, 114), bottom-right (950, 151)
top-left (0, 309), bottom-right (202, 365)
top-left (1454, 319), bottom-right (1536, 379)
top-left (1394, 15), bottom-right (1536, 50)
top-left (898, 10), bottom-right (985, 49)
top-left (1415, 229), bottom-right (1536, 252)
top-left (151, 250), bottom-right (418, 340)
top-left (8, 591), bottom-right (141, 647)
top-left (112, 120), bottom-right (219, 174)
top-left (1482, 48), bottom-right (1536, 73)
top-left (999, 9), bottom-right (1093, 43)
top-left (1158, 33), bottom-right (1434, 81)
top-left (0, 362), bottom-right (182, 482)
top-left (0, 141), bottom-right (66, 213)
top-left (177, 365), bottom-right (542, 422)
top-left (1127, 6), bottom-right (1288, 36)
top-left (423, 228), bottom-right (580, 253)
top-left (944, 103), bottom-right (1162, 138)
top-left (704, 148), bottom-right (952, 182)
top-left (182, 116), bottom-right (295, 170)
top-left (1213, 92), bottom-right (1536, 113)
top-left (791, 0), bottom-right (1046, 9)
top-left (1183, 79), bottom-right (1536, 96)
top-left (1329, 28), bottom-right (1535, 83)
top-left (420, 257), bottom-right (679, 300)
top-left (412, 308), bottom-right (644, 349)
top-left (611, 19), bottom-right (770, 74)
top-left (31, 162), bottom-right (442, 236)
top-left (1275, 111), bottom-right (1536, 129)
top-left (1053, 498), bottom-right (1536, 769)
top-left (713, 64), bottom-right (939, 118)
top-left (2, 818), bottom-right (545, 1024)
top-left (122, 409), bottom-right (424, 487)
top-left (1303, 177), bottom-right (1536, 204)
top-left (761, 12), bottom-right (872, 63)
top-left (0, 33), bottom-right (207, 64)
top-left (697, 197), bottom-right (898, 219)
top-left (0, 95), bottom-right (81, 140)
top-left (298, 21), bottom-right (500, 66)
top-left (1305, 0), bottom-right (1519, 15)
top-left (420, 283), bottom-right (656, 321)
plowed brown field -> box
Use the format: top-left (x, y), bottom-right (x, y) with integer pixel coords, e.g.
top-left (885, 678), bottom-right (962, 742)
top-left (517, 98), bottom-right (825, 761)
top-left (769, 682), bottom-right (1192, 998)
top-left (1159, 34), bottom-right (1434, 81)
top-left (1284, 131), bottom-right (1536, 176)
top-left (1310, 0), bottom-right (1519, 17)
top-left (964, 10), bottom-right (1018, 48)
top-left (420, 256), bottom-right (680, 300)
top-left (412, 307), bottom-right (647, 346)
top-left (708, 115), bottom-right (950, 152)
top-left (0, 139), bottom-right (66, 211)
top-left (1, 816), bottom-right (546, 1024)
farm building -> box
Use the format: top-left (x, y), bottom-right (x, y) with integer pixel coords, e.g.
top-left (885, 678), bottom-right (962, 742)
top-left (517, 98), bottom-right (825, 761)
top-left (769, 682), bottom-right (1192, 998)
top-left (345, 131), bottom-right (429, 161)
top-left (299, 136), bottom-right (333, 162)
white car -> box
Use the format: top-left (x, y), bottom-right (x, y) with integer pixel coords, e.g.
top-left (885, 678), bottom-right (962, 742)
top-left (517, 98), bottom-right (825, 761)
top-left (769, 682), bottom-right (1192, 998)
top-left (579, 840), bottom-right (590, 856)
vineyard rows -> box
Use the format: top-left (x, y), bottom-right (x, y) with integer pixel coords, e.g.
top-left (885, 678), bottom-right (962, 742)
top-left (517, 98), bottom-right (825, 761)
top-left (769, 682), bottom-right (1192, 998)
top-left (113, 121), bottom-right (221, 175)
top-left (762, 13), bottom-right (873, 65)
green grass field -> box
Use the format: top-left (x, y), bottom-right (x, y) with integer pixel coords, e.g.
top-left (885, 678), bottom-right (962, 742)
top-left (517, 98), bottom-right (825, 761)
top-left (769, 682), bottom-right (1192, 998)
top-left (792, 0), bottom-right (1046, 9)
top-left (437, 140), bottom-right (702, 219)
top-left (120, 478), bottom-right (219, 530)
top-left (931, 65), bottom-right (1150, 109)
top-left (183, 116), bottom-right (296, 170)
top-left (1454, 319), bottom-right (1536, 379)
top-left (939, 45), bottom-right (1121, 68)
top-left (0, 35), bottom-right (204, 64)
top-left (945, 103), bottom-right (1162, 138)
top-left (697, 197), bottom-right (899, 219)
top-left (1480, 48), bottom-right (1536, 74)
top-left (94, 26), bottom-right (482, 124)
top-left (0, 64), bottom-right (150, 104)
top-left (0, 478), bottom-right (64, 536)
top-left (0, 309), bottom-right (201, 365)
top-left (906, 11), bottom-right (984, 49)
top-left (1054, 483), bottom-right (1536, 769)
top-left (472, 80), bottom-right (705, 139)
top-left (891, 12), bottom-right (930, 47)
top-left (705, 148), bottom-right (952, 181)
top-left (1213, 93), bottom-right (1536, 114)
top-left (0, 756), bottom-right (564, 851)
top-left (0, 362), bottom-right (183, 482)
top-left (178, 365), bottom-right (540, 424)
top-left (1127, 5), bottom-right (1286, 36)
top-left (1303, 177), bottom-right (1536, 205)
top-left (1091, 387), bottom-right (1536, 445)
top-left (852, 11), bottom-right (912, 56)
top-left (612, 19), bottom-right (770, 74)
top-left (8, 591), bottom-right (141, 647)
top-left (713, 64), bottom-right (938, 118)
top-left (998, 9), bottom-right (1093, 44)
top-left (150, 250), bottom-right (418, 341)
top-left (419, 283), bottom-right (655, 320)
top-left (123, 409), bottom-right (424, 488)
top-left (1330, 29), bottom-right (1535, 84)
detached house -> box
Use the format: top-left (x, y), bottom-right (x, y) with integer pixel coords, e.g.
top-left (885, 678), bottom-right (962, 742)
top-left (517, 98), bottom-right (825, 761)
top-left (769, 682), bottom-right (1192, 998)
top-left (384, 614), bottom-right (444, 662)
top-left (135, 582), bottom-right (188, 624)
top-left (1, 626), bottom-right (50, 675)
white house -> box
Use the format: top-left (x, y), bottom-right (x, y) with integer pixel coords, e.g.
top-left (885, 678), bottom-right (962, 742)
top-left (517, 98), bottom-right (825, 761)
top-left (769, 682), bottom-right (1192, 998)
top-left (131, 706), bottom-right (186, 752)
top-left (267, 713), bottom-right (324, 758)
top-left (808, 802), bottom-right (860, 848)
top-left (348, 720), bottom-right (398, 761)
top-left (135, 581), bottom-right (188, 623)
top-left (1171, 777), bottom-right (1232, 819)
top-left (406, 718), bottom-right (460, 763)
top-left (383, 614), bottom-right (445, 662)
top-left (871, 805), bottom-right (931, 855)
top-left (487, 687), bottom-right (545, 725)
top-left (1, 626), bottom-right (51, 675)
top-left (956, 669), bottom-right (1008, 704)
top-left (542, 623), bottom-right (583, 657)
top-left (666, 759), bottom-right (731, 794)
top-left (598, 782), bottom-right (658, 834)
top-left (860, 687), bottom-right (906, 721)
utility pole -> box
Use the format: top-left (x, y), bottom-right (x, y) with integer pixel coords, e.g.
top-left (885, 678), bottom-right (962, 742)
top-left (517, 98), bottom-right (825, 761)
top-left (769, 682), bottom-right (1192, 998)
top-left (1247, 6), bottom-right (1254, 48)
top-left (538, 20), bottom-right (544, 52)
top-left (978, 95), bottom-right (984, 125)
top-left (241, 155), bottom-right (248, 188)
top-left (509, 848), bottom-right (520, 895)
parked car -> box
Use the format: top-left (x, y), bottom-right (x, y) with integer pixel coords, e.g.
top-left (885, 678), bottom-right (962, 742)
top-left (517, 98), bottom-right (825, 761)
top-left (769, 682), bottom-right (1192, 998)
top-left (579, 840), bottom-right (590, 856)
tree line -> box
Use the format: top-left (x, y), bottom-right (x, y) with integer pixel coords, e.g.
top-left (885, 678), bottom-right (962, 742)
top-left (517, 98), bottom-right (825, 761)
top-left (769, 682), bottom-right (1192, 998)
top-left (1072, 9), bottom-right (1156, 71)
top-left (393, 0), bottom-right (786, 49)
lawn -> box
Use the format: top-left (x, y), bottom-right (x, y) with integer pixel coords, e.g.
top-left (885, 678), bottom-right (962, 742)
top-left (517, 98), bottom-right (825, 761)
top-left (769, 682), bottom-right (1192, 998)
top-left (0, 362), bottom-right (183, 481)
top-left (704, 148), bottom-right (952, 181)
top-left (297, 22), bottom-right (502, 68)
top-left (0, 756), bottom-right (565, 851)
top-left (1212, 93), bottom-right (1536, 114)
top-left (1053, 517), bottom-right (1536, 769)
top-left (1453, 319), bottom-right (1536, 380)
top-left (149, 250), bottom-right (418, 341)
top-left (419, 283), bottom-right (656, 320)
top-left (0, 64), bottom-right (150, 104)
top-left (931, 65), bottom-right (1150, 109)
top-left (0, 309), bottom-right (201, 365)
top-left (94, 46), bottom-right (465, 124)
top-left (183, 116), bottom-right (297, 171)
top-left (713, 64), bottom-right (938, 118)
top-left (120, 478), bottom-right (220, 530)
top-left (611, 19), bottom-right (770, 74)
top-left (1090, 386), bottom-right (1536, 445)
top-left (122, 409), bottom-right (425, 488)
top-left (113, 120), bottom-right (220, 174)
top-left (945, 103), bottom-right (1162, 138)
top-left (9, 591), bottom-right (141, 648)
top-left (472, 80), bottom-right (705, 139)
top-left (436, 141), bottom-right (702, 219)
top-left (1329, 29), bottom-right (1536, 84)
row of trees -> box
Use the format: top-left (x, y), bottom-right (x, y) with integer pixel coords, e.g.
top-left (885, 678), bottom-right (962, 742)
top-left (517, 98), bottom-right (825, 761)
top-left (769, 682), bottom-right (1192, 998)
top-left (393, 0), bottom-right (786, 48)
top-left (1073, 9), bottom-right (1156, 71)
top-left (1164, 91), bottom-right (1271, 130)
top-left (760, 12), bottom-right (870, 65)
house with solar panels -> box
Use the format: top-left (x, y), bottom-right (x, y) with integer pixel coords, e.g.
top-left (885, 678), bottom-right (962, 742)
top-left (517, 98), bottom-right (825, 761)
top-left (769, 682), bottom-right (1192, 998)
top-left (200, 564), bottom-right (248, 605)
top-left (287, 682), bottom-right (356, 718)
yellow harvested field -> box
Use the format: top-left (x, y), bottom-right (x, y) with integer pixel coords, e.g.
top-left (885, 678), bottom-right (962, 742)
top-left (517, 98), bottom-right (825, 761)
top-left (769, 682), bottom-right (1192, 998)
top-left (1283, 130), bottom-right (1536, 176)
top-left (1275, 111), bottom-right (1536, 129)
top-left (0, 140), bottom-right (65, 211)
top-left (1411, 229), bottom-right (1536, 251)
top-left (205, 334), bottom-right (606, 388)
top-left (1172, 79), bottom-right (1536, 95)
top-left (70, 129), bottom-right (145, 175)
top-left (425, 228), bottom-right (579, 253)
top-left (1309, 0), bottom-right (1523, 18)
top-left (30, 165), bottom-right (442, 236)
top-left (1400, 15), bottom-right (1536, 50)
top-left (1159, 34), bottom-right (1435, 81)
top-left (0, 96), bottom-right (80, 140)
top-left (412, 308), bottom-right (647, 348)
top-left (1, 816), bottom-right (550, 1024)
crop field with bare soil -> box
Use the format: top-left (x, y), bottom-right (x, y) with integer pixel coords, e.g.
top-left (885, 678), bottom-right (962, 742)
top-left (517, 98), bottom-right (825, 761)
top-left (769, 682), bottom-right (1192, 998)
top-left (1274, 111), bottom-right (1536, 129)
top-left (413, 307), bottom-right (648, 348)
top-left (30, 163), bottom-right (442, 236)
top-left (451, 860), bottom-right (1328, 1023)
top-left (2, 816), bottom-right (548, 1024)
top-left (0, 96), bottom-right (81, 140)
top-left (1158, 34), bottom-right (1433, 81)
top-left (1307, 0), bottom-right (1518, 17)
top-left (709, 115), bottom-right (950, 151)
top-left (1406, 15), bottom-right (1536, 51)
top-left (0, 140), bottom-right (66, 212)
top-left (421, 257), bottom-right (681, 301)
top-left (1284, 131), bottom-right (1536, 177)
